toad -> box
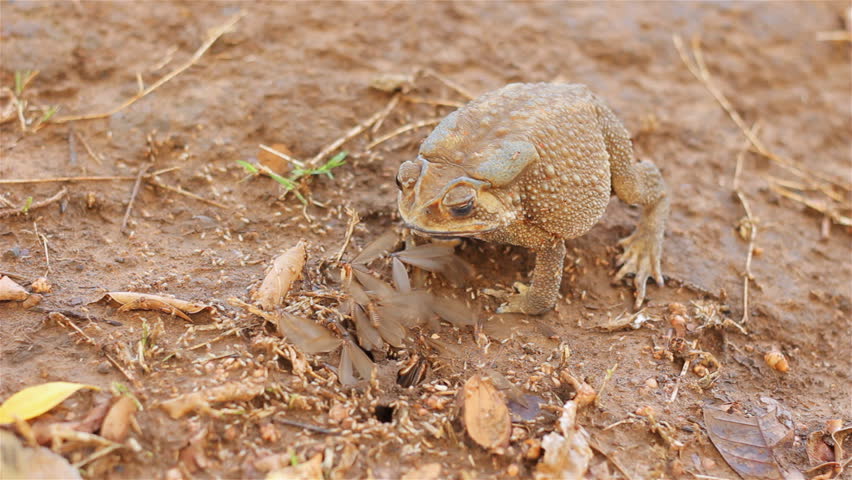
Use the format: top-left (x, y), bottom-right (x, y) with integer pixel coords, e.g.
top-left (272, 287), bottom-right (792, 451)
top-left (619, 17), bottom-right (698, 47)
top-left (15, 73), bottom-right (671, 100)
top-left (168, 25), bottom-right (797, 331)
top-left (396, 83), bottom-right (669, 314)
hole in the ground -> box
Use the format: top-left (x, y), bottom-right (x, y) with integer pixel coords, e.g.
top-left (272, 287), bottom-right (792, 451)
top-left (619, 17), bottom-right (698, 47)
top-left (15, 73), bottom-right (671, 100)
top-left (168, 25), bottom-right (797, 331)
top-left (374, 405), bottom-right (394, 423)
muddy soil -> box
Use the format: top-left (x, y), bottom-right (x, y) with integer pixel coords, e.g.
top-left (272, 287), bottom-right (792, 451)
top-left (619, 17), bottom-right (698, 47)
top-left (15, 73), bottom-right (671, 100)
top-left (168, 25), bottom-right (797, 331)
top-left (1, 1), bottom-right (850, 479)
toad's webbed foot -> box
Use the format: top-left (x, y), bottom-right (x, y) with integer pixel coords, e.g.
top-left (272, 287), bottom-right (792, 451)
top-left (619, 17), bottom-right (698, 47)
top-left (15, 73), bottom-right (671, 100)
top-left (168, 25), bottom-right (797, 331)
top-left (496, 241), bottom-right (565, 315)
top-left (614, 227), bottom-right (664, 309)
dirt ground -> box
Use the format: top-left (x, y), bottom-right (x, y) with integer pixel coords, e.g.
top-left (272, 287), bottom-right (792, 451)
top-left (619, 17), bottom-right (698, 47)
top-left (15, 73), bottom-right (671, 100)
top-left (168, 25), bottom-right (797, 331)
top-left (1, 1), bottom-right (850, 479)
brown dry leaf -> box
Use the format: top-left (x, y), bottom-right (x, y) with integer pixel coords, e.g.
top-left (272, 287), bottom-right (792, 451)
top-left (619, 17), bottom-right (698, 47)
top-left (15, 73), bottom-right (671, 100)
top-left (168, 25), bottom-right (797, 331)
top-left (462, 374), bottom-right (511, 450)
top-left (258, 143), bottom-right (294, 175)
top-left (31, 396), bottom-right (112, 445)
top-left (352, 230), bottom-right (399, 264)
top-left (486, 369), bottom-right (542, 422)
top-left (159, 379), bottom-right (265, 419)
top-left (101, 292), bottom-right (211, 319)
top-left (266, 454), bottom-right (323, 480)
top-left (535, 401), bottom-right (592, 480)
top-left (401, 462), bottom-right (442, 480)
top-left (703, 404), bottom-right (793, 479)
top-left (178, 425), bottom-right (209, 473)
top-left (0, 275), bottom-right (28, 301)
top-left (253, 240), bottom-right (307, 310)
top-left (100, 395), bottom-right (138, 442)
top-left (560, 371), bottom-right (597, 409)
top-left (277, 312), bottom-right (342, 354)
top-left (352, 303), bottom-right (383, 351)
top-left (0, 430), bottom-right (81, 479)
top-left (806, 423), bottom-right (852, 479)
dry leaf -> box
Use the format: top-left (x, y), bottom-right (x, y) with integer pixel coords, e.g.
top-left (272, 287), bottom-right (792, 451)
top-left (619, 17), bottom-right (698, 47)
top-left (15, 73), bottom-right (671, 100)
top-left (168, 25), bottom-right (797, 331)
top-left (0, 275), bottom-right (28, 301)
top-left (100, 395), bottom-right (138, 442)
top-left (703, 404), bottom-right (794, 479)
top-left (806, 423), bottom-right (852, 479)
top-left (535, 401), bottom-right (592, 480)
top-left (594, 310), bottom-right (654, 331)
top-left (266, 454), bottom-right (323, 480)
top-left (277, 312), bottom-right (342, 354)
top-left (462, 374), bottom-right (511, 450)
top-left (159, 380), bottom-right (265, 419)
top-left (401, 463), bottom-right (442, 480)
top-left (31, 396), bottom-right (111, 445)
top-left (101, 292), bottom-right (212, 319)
top-left (352, 230), bottom-right (399, 264)
top-left (253, 240), bottom-right (307, 309)
top-left (0, 430), bottom-right (81, 479)
top-left (486, 369), bottom-right (542, 422)
top-left (0, 382), bottom-right (99, 424)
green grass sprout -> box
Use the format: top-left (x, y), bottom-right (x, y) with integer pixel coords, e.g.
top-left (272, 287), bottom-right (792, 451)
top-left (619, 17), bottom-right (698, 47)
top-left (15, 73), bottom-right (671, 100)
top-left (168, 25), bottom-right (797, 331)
top-left (21, 197), bottom-right (33, 213)
top-left (237, 150), bottom-right (348, 204)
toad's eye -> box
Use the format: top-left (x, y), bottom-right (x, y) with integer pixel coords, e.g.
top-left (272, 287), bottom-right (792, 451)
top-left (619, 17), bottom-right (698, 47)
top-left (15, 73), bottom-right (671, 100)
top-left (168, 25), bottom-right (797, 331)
top-left (450, 199), bottom-right (475, 218)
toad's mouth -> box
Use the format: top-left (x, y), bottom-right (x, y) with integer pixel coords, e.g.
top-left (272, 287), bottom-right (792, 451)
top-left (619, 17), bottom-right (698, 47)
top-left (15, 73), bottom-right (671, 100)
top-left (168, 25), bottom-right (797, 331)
top-left (403, 223), bottom-right (497, 237)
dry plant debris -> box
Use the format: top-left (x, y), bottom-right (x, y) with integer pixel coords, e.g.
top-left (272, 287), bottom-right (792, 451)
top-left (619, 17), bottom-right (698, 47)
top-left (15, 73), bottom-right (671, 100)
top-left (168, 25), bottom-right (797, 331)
top-left (0, 382), bottom-right (99, 424)
top-left (461, 374), bottom-right (511, 451)
top-left (99, 395), bottom-right (138, 443)
top-left (703, 404), bottom-right (794, 479)
top-left (252, 240), bottom-right (308, 310)
top-left (806, 421), bottom-right (852, 480)
top-left (0, 275), bottom-right (29, 301)
top-left (535, 400), bottom-right (592, 480)
top-left (98, 292), bottom-right (213, 321)
top-left (158, 379), bottom-right (266, 419)
top-left (265, 453), bottom-right (323, 480)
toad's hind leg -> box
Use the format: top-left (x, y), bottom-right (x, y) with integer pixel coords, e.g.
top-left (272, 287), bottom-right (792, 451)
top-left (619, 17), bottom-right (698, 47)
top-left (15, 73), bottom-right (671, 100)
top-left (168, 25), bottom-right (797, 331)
top-left (598, 104), bottom-right (670, 309)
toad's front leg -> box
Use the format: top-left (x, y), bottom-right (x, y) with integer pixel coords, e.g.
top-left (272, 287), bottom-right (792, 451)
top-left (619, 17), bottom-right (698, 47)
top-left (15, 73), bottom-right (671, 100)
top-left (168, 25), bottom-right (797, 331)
top-left (497, 240), bottom-right (566, 315)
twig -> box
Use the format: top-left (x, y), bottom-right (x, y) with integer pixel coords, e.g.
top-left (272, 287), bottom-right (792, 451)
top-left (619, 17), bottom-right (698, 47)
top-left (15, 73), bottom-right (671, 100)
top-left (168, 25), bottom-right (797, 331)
top-left (401, 95), bottom-right (465, 108)
top-left (259, 144), bottom-right (304, 167)
top-left (734, 124), bottom-right (760, 325)
top-left (594, 363), bottom-right (618, 408)
top-left (50, 312), bottom-right (139, 387)
top-left (307, 96), bottom-right (395, 168)
top-left (274, 416), bottom-right (335, 434)
top-left (34, 222), bottom-right (50, 275)
top-left (0, 187), bottom-right (67, 218)
top-left (0, 195), bottom-right (17, 208)
top-left (668, 358), bottom-right (690, 403)
top-left (370, 92), bottom-right (401, 134)
top-left (367, 118), bottom-right (442, 150)
top-left (673, 34), bottom-right (851, 193)
top-left (73, 443), bottom-right (122, 469)
top-left (73, 130), bottom-right (104, 165)
top-left (816, 31), bottom-right (852, 42)
top-left (67, 127), bottom-right (78, 166)
top-left (334, 207), bottom-right (360, 263)
top-left (421, 68), bottom-right (475, 100)
top-left (146, 178), bottom-right (231, 209)
top-left (122, 164), bottom-right (150, 231)
top-left (52, 12), bottom-right (245, 123)
top-left (0, 166), bottom-right (180, 185)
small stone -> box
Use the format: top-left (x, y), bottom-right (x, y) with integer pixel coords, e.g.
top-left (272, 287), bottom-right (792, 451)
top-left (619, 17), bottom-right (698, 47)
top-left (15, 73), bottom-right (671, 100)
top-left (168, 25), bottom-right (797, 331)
top-left (30, 277), bottom-right (52, 293)
top-left (259, 423), bottom-right (280, 443)
top-left (97, 361), bottom-right (112, 374)
top-left (644, 378), bottom-right (658, 389)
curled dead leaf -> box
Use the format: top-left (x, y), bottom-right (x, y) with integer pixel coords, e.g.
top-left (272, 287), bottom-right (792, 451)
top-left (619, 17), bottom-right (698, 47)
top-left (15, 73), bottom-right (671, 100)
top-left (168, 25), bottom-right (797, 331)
top-left (100, 292), bottom-right (212, 320)
top-left (462, 374), bottom-right (511, 450)
top-left (159, 379), bottom-right (265, 419)
top-left (0, 275), bottom-right (28, 301)
top-left (535, 401), bottom-right (592, 480)
top-left (253, 240), bottom-right (308, 310)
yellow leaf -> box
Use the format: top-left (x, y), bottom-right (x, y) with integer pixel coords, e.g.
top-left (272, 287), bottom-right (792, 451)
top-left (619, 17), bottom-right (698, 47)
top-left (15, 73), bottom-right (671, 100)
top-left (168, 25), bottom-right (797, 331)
top-left (0, 382), bottom-right (99, 424)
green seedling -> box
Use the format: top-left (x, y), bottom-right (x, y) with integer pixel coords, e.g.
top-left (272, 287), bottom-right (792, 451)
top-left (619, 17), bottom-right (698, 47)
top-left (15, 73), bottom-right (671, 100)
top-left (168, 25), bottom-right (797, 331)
top-left (237, 151), bottom-right (348, 204)
top-left (111, 382), bottom-right (144, 410)
top-left (21, 197), bottom-right (33, 214)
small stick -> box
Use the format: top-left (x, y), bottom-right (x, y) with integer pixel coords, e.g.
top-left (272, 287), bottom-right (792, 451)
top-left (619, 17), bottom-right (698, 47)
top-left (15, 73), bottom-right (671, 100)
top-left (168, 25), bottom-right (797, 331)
top-left (51, 312), bottom-right (139, 387)
top-left (595, 363), bottom-right (618, 408)
top-left (0, 195), bottom-right (16, 208)
top-left (52, 12), bottom-right (245, 124)
top-left (73, 443), bottom-right (122, 469)
top-left (0, 166), bottom-right (180, 185)
top-left (146, 179), bottom-right (231, 209)
top-left (421, 68), bottom-right (475, 100)
top-left (0, 187), bottom-right (67, 218)
top-left (274, 416), bottom-right (335, 434)
top-left (307, 94), bottom-right (399, 168)
top-left (401, 95), bottom-right (465, 108)
top-left (73, 130), bottom-right (104, 165)
top-left (367, 118), bottom-right (442, 149)
top-left (34, 221), bottom-right (50, 274)
top-left (370, 92), bottom-right (401, 134)
top-left (816, 31), bottom-right (852, 41)
top-left (122, 164), bottom-right (150, 231)
top-left (259, 144), bottom-right (304, 167)
top-left (769, 182), bottom-right (852, 226)
top-left (334, 207), bottom-right (360, 263)
top-left (668, 359), bottom-right (690, 403)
